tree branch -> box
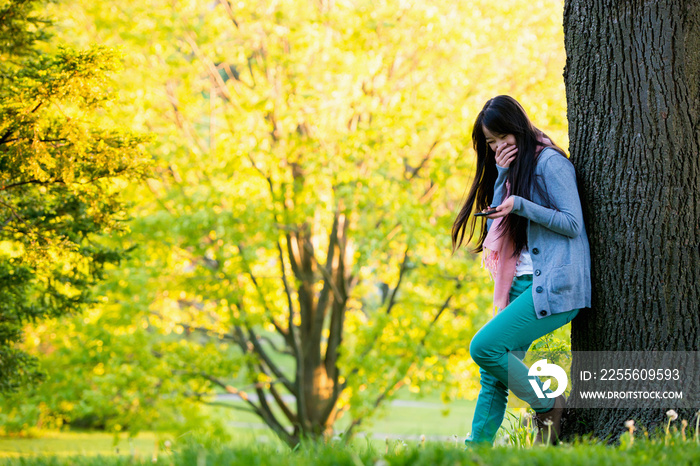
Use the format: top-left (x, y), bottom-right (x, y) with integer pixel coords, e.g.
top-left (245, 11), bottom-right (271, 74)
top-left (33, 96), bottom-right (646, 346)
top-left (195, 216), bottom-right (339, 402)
top-left (321, 212), bottom-right (350, 423)
top-left (0, 127), bottom-right (16, 147)
top-left (2, 137), bottom-right (68, 144)
top-left (274, 240), bottom-right (307, 428)
top-left (237, 242), bottom-right (288, 338)
top-left (168, 319), bottom-right (237, 342)
top-left (314, 213), bottom-right (338, 324)
top-left (269, 378), bottom-right (298, 425)
top-left (194, 372), bottom-right (261, 414)
top-left (304, 238), bottom-right (343, 304)
top-left (257, 334), bottom-right (293, 356)
top-left (231, 325), bottom-right (298, 445)
top-left (345, 296), bottom-right (453, 436)
top-left (0, 199), bottom-right (26, 224)
top-left (253, 369), bottom-right (295, 444)
top-left (340, 243), bottom-right (412, 378)
top-left (343, 295), bottom-right (451, 441)
top-left (341, 294), bottom-right (453, 402)
top-left (407, 139), bottom-right (440, 181)
top-left (386, 243), bottom-right (410, 315)
top-left (183, 32), bottom-right (236, 103)
top-left (419, 295), bottom-right (452, 346)
top-left (0, 179), bottom-right (65, 191)
top-left (217, 0), bottom-right (240, 28)
top-left (277, 240), bottom-right (300, 352)
top-left (247, 327), bottom-right (296, 395)
top-left (201, 401), bottom-right (257, 414)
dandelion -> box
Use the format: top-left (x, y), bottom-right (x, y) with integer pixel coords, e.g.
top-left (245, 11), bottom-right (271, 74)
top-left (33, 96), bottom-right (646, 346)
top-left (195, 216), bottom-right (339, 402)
top-left (420, 434), bottom-right (426, 447)
top-left (681, 420), bottom-right (688, 441)
top-left (164, 440), bottom-right (172, 449)
top-left (624, 420), bottom-right (635, 446)
top-left (544, 419), bottom-right (553, 446)
top-left (666, 409), bottom-right (678, 444)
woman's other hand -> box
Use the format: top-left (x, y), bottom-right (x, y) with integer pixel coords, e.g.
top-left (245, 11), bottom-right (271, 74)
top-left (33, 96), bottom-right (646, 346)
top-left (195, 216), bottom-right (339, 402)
top-left (495, 143), bottom-right (518, 168)
top-left (487, 196), bottom-right (515, 218)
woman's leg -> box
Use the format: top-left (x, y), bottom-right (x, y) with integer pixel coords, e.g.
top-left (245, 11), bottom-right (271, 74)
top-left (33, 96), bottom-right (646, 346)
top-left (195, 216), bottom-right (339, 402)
top-left (469, 279), bottom-right (579, 413)
top-left (465, 368), bottom-right (509, 444)
top-left (466, 275), bottom-right (534, 444)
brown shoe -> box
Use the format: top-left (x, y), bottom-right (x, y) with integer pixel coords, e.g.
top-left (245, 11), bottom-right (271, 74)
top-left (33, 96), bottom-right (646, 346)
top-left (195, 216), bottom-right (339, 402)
top-left (534, 395), bottom-right (565, 445)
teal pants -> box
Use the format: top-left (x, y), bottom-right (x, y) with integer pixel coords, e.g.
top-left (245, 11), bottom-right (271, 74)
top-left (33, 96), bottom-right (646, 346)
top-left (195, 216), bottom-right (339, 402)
top-left (465, 274), bottom-right (579, 445)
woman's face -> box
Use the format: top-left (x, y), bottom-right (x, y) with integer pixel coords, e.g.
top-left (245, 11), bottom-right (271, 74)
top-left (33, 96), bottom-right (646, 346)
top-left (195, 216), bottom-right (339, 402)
top-left (482, 125), bottom-right (516, 153)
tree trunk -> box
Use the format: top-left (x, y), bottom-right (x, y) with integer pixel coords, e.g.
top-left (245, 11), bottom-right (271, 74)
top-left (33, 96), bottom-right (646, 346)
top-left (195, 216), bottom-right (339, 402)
top-left (563, 0), bottom-right (700, 440)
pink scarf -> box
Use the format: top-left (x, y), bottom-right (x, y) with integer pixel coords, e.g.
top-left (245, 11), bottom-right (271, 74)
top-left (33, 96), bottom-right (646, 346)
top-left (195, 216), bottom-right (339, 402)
top-left (482, 138), bottom-right (551, 315)
top-left (482, 181), bottom-right (516, 315)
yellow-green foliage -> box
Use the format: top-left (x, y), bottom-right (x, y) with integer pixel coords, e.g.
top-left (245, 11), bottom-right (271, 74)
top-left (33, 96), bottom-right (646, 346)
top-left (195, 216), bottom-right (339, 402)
top-left (0, 0), bottom-right (150, 394)
top-left (6, 0), bottom-right (570, 441)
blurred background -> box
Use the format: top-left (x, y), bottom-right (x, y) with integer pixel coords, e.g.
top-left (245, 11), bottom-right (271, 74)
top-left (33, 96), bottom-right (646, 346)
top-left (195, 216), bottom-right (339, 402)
top-left (0, 0), bottom-right (571, 454)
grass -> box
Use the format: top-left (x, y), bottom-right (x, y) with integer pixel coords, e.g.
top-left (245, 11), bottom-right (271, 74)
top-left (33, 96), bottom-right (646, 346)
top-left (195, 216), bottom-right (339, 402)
top-left (0, 432), bottom-right (165, 459)
top-left (1, 436), bottom-right (699, 466)
top-left (0, 394), bottom-right (527, 458)
top-left (0, 397), bottom-right (478, 458)
top-left (2, 403), bottom-right (699, 465)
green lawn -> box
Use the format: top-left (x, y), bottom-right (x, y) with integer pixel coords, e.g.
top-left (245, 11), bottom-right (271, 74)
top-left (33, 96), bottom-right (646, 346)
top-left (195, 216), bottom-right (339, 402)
top-left (0, 432), bottom-right (162, 459)
top-left (0, 398), bottom-right (481, 458)
top-left (214, 397), bottom-right (479, 438)
top-left (2, 399), bottom-right (699, 466)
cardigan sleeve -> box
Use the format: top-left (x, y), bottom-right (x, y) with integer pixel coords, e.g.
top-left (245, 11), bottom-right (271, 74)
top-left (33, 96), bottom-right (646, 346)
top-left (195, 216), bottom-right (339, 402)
top-left (491, 164), bottom-right (510, 207)
top-left (510, 153), bottom-right (584, 238)
top-left (487, 164), bottom-right (510, 232)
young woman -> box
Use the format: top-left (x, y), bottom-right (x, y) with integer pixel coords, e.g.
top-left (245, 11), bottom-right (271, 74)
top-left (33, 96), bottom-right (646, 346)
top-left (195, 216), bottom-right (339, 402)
top-left (452, 95), bottom-right (591, 445)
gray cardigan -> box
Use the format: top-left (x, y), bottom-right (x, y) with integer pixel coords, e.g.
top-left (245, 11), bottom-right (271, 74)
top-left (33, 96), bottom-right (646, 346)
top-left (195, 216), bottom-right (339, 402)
top-left (489, 148), bottom-right (591, 319)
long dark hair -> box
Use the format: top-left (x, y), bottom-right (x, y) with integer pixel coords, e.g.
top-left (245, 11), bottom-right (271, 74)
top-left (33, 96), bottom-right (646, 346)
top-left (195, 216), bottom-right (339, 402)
top-left (451, 95), bottom-right (565, 255)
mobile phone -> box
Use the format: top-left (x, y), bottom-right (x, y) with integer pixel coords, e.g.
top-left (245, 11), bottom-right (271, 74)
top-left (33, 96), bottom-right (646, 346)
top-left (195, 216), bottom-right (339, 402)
top-left (474, 208), bottom-right (499, 217)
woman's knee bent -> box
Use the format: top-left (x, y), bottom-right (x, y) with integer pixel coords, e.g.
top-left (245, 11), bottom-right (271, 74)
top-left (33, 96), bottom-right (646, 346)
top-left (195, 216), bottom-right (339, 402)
top-left (470, 331), bottom-right (498, 368)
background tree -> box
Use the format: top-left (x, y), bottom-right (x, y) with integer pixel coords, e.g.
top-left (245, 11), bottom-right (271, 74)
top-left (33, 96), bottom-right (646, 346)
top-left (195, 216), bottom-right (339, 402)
top-left (563, 0), bottom-right (700, 440)
top-left (0, 0), bottom-right (150, 394)
top-left (5, 0), bottom-right (572, 445)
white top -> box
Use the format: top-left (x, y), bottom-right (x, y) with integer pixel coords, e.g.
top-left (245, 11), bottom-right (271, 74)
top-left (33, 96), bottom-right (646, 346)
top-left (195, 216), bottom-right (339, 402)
top-left (515, 249), bottom-right (533, 276)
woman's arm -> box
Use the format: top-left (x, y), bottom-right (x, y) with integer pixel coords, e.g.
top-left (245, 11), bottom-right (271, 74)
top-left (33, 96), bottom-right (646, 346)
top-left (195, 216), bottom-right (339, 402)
top-left (486, 144), bottom-right (518, 231)
top-left (486, 165), bottom-right (509, 231)
top-left (489, 154), bottom-right (584, 238)
top-left (491, 165), bottom-right (509, 208)
top-left (511, 154), bottom-right (584, 238)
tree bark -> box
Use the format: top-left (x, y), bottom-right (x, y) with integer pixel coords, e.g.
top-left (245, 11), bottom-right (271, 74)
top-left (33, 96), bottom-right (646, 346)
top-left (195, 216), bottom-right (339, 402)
top-left (563, 0), bottom-right (700, 440)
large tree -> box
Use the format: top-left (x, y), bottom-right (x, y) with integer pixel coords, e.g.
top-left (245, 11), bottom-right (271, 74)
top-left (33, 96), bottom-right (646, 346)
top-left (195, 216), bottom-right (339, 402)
top-left (563, 0), bottom-right (700, 439)
top-left (0, 0), bottom-right (149, 393)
